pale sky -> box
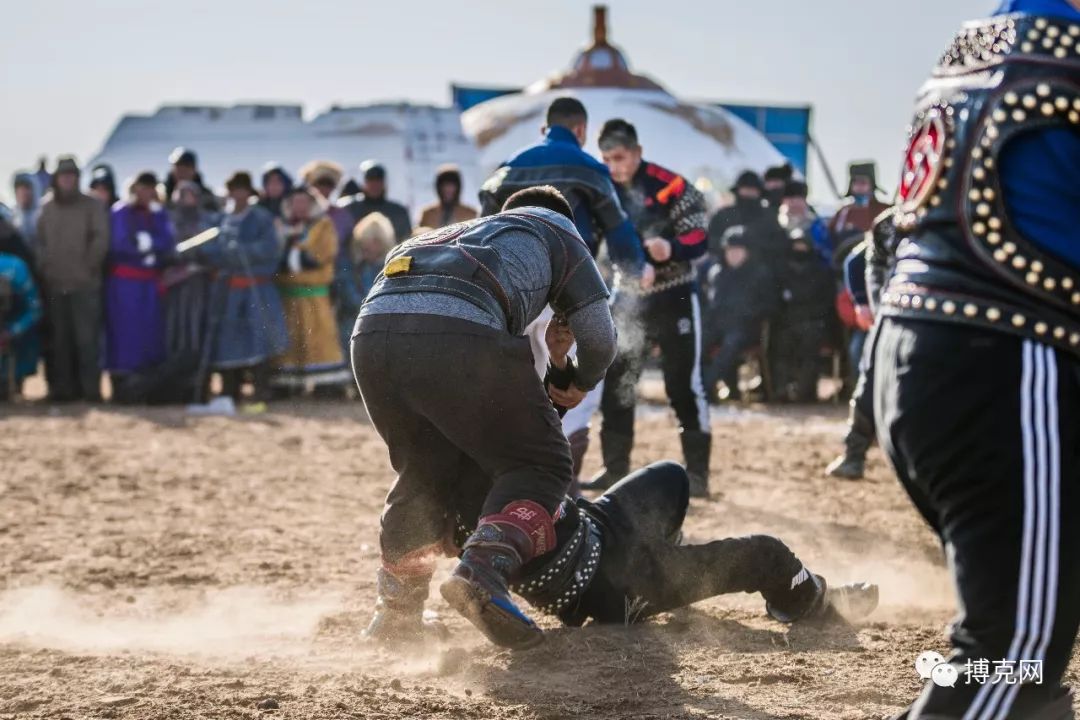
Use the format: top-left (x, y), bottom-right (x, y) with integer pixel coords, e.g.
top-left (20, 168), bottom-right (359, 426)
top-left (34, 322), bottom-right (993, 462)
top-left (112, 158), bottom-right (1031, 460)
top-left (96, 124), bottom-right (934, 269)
top-left (2, 0), bottom-right (992, 205)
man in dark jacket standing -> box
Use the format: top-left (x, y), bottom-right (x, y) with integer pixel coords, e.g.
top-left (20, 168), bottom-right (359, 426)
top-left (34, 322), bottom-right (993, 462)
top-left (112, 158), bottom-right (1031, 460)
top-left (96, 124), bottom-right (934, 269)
top-left (340, 161), bottom-right (412, 241)
top-left (353, 186), bottom-right (617, 650)
top-left (582, 118), bottom-right (712, 496)
top-left (770, 229), bottom-right (835, 403)
top-left (706, 171), bottom-right (785, 265)
top-left (35, 156), bottom-right (109, 402)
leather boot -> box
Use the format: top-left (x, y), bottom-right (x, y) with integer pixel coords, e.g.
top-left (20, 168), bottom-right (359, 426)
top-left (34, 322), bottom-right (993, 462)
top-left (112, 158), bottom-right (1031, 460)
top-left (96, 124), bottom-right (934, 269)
top-left (440, 500), bottom-right (554, 649)
top-left (362, 567), bottom-right (446, 645)
top-left (579, 430), bottom-right (632, 492)
top-left (766, 571), bottom-right (879, 624)
top-left (826, 406), bottom-right (874, 479)
top-left (681, 430), bottom-right (712, 498)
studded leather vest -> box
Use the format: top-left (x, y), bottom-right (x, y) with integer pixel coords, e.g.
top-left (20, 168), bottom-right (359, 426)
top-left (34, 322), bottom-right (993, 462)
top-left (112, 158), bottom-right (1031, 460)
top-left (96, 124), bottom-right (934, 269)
top-left (883, 14), bottom-right (1080, 353)
top-left (363, 210), bottom-right (609, 336)
top-left (511, 502), bottom-right (603, 627)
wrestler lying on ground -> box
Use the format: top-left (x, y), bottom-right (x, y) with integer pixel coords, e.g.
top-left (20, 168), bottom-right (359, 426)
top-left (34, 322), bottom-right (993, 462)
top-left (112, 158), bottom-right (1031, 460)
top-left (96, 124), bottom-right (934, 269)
top-left (366, 320), bottom-right (879, 646)
top-left (449, 459), bottom-right (880, 631)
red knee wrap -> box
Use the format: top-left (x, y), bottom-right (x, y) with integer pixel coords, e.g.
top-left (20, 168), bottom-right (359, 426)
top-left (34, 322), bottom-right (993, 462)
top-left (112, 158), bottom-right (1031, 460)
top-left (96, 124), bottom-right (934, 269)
top-left (479, 500), bottom-right (556, 561)
top-left (382, 542), bottom-right (441, 579)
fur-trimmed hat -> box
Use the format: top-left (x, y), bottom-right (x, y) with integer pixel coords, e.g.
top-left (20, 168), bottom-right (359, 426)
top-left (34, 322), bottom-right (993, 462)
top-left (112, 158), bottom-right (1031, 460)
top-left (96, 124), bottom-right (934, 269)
top-left (299, 160), bottom-right (344, 188)
top-left (846, 161), bottom-right (881, 196)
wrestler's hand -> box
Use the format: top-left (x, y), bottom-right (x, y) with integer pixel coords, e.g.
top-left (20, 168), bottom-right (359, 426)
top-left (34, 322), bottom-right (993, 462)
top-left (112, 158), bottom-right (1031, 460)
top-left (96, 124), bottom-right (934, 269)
top-left (644, 237), bottom-right (672, 263)
top-left (854, 304), bottom-right (874, 332)
top-left (639, 263), bottom-right (656, 291)
top-left (549, 384), bottom-right (586, 409)
top-left (545, 314), bottom-right (574, 369)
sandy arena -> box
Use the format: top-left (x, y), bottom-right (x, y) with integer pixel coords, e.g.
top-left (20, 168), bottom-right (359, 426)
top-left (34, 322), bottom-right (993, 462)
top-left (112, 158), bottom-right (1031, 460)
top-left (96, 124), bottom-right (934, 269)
top-left (1, 388), bottom-right (1077, 720)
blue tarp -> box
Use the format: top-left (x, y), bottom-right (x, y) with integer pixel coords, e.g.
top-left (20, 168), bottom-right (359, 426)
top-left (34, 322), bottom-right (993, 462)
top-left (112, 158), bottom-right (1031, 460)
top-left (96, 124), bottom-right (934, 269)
top-left (717, 104), bottom-right (812, 175)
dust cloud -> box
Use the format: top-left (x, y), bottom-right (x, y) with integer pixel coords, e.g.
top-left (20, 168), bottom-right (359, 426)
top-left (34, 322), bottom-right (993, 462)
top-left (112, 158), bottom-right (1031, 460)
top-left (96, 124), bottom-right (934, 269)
top-left (0, 585), bottom-right (341, 657)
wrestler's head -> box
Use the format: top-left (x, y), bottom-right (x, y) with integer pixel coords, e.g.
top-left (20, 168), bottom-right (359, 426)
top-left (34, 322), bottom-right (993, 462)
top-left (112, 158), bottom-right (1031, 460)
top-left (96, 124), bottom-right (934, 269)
top-left (598, 118), bottom-right (643, 186)
top-left (545, 97), bottom-right (588, 147)
top-left (502, 185), bottom-right (575, 223)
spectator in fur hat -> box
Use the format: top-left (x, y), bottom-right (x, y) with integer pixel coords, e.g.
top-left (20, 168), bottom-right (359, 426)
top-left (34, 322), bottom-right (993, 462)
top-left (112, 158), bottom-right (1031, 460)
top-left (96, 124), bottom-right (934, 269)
top-left (828, 161), bottom-right (889, 264)
top-left (272, 185), bottom-right (350, 397)
top-left (300, 160), bottom-right (354, 242)
top-left (417, 164), bottom-right (478, 229)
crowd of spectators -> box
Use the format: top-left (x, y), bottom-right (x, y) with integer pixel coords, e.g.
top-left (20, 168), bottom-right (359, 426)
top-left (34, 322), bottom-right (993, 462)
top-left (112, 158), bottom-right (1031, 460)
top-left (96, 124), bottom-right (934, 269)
top-left (0, 145), bottom-right (885, 408)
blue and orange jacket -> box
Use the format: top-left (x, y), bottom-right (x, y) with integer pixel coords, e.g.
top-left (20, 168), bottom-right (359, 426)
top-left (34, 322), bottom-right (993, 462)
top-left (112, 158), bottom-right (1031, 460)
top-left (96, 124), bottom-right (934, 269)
top-left (619, 160), bottom-right (708, 266)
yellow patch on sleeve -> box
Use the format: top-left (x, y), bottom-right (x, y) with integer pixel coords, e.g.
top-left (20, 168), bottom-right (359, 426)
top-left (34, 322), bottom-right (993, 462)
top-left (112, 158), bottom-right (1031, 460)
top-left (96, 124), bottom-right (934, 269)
top-left (385, 255), bottom-right (413, 276)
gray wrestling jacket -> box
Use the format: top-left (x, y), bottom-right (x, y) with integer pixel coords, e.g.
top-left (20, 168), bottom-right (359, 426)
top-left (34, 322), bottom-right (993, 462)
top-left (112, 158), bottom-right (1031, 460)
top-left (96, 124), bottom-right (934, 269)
top-left (364, 209), bottom-right (609, 336)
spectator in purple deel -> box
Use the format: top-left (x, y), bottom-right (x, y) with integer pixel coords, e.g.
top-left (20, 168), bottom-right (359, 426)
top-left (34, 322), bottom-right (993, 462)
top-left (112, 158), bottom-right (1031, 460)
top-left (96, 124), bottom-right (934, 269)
top-left (104, 171), bottom-right (176, 396)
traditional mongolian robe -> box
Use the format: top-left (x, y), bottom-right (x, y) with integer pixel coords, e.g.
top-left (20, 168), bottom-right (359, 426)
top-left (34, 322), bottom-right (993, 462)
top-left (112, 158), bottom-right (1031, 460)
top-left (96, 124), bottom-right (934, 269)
top-left (199, 205), bottom-right (287, 370)
top-left (273, 216), bottom-right (349, 389)
top-left (104, 202), bottom-right (175, 374)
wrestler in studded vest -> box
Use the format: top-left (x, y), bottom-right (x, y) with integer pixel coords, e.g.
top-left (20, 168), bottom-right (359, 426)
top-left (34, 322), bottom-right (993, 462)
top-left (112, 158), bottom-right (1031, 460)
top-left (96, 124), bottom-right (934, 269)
top-left (882, 13), bottom-right (1080, 350)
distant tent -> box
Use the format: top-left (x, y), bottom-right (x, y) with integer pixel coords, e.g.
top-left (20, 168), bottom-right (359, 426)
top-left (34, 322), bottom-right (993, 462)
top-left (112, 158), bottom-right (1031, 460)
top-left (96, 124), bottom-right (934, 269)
top-left (453, 85), bottom-right (520, 112)
top-left (716, 104), bottom-right (812, 176)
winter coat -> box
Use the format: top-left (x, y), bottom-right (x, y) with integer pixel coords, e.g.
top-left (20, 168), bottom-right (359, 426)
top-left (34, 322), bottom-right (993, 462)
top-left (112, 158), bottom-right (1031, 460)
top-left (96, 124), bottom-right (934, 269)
top-left (417, 201), bottom-right (478, 230)
top-left (36, 190), bottom-right (110, 293)
top-left (273, 216), bottom-right (345, 380)
top-left (340, 195), bottom-right (412, 242)
top-left (706, 257), bottom-right (777, 330)
top-left (0, 252), bottom-right (43, 383)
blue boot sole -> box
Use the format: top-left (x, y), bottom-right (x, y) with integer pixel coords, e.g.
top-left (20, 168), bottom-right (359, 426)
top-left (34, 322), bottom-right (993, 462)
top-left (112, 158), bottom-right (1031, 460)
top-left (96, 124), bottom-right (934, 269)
top-left (439, 576), bottom-right (544, 649)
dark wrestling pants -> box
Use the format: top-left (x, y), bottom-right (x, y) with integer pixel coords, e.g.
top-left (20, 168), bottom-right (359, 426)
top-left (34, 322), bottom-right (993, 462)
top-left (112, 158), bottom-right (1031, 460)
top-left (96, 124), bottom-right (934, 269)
top-left (352, 313), bottom-right (573, 572)
top-left (601, 285), bottom-right (711, 438)
top-left (576, 461), bottom-right (817, 624)
top-left (875, 318), bottom-right (1080, 720)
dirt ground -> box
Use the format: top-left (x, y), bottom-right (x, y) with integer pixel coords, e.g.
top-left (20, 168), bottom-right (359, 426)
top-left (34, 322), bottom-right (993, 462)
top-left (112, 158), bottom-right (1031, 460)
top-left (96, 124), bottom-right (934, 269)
top-left (1, 388), bottom-right (1077, 719)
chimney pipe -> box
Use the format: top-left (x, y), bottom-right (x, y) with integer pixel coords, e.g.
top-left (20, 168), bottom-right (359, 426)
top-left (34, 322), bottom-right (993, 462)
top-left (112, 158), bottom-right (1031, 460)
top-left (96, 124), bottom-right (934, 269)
top-left (593, 5), bottom-right (608, 46)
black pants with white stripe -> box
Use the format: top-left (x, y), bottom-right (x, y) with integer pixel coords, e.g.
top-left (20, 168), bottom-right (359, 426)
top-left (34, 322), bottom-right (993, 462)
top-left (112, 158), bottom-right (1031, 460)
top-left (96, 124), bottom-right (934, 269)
top-left (875, 318), bottom-right (1080, 720)
top-left (601, 284), bottom-right (711, 436)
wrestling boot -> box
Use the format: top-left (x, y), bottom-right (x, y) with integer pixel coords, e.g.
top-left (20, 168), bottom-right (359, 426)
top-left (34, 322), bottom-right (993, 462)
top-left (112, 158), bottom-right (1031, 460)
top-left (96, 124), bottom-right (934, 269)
top-left (579, 430), bottom-right (632, 492)
top-left (440, 500), bottom-right (554, 649)
top-left (766, 571), bottom-right (879, 623)
top-left (363, 567), bottom-right (447, 645)
top-left (681, 430), bottom-right (713, 498)
top-left (825, 407), bottom-right (873, 480)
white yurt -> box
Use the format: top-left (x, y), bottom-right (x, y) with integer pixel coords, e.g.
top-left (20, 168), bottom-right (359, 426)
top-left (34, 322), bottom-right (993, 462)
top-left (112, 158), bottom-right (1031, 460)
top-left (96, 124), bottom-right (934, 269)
top-left (461, 6), bottom-right (787, 202)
